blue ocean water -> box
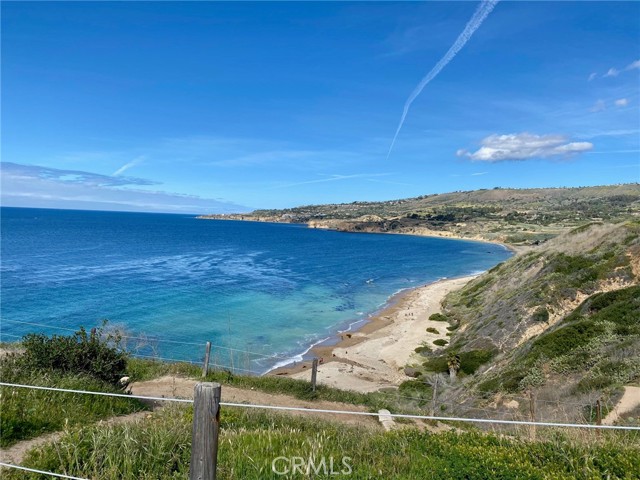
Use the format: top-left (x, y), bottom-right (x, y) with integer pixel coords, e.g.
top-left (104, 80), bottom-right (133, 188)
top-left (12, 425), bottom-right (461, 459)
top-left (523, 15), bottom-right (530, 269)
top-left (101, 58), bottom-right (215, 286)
top-left (0, 207), bottom-right (512, 373)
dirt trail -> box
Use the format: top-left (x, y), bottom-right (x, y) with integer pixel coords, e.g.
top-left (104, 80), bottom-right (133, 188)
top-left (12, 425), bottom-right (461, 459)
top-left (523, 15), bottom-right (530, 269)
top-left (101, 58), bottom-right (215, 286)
top-left (603, 386), bottom-right (640, 425)
top-left (130, 375), bottom-right (379, 428)
top-left (1, 375), bottom-right (379, 465)
top-left (0, 411), bottom-right (150, 465)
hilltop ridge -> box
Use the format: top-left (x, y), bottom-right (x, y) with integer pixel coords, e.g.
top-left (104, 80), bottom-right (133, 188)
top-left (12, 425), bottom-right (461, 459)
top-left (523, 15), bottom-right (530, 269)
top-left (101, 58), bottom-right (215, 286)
top-left (199, 184), bottom-right (640, 245)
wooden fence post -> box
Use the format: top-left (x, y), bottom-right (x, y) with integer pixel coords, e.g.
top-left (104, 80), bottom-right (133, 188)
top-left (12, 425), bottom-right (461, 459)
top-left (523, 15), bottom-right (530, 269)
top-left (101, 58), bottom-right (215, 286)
top-left (202, 342), bottom-right (212, 378)
top-left (190, 382), bottom-right (221, 480)
top-left (596, 399), bottom-right (602, 438)
top-left (528, 390), bottom-right (536, 441)
top-left (311, 358), bottom-right (319, 392)
top-left (430, 375), bottom-right (439, 417)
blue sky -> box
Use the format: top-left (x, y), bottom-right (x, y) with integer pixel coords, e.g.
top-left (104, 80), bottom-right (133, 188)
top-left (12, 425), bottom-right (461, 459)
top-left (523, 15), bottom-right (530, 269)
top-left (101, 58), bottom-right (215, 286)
top-left (2, 1), bottom-right (639, 213)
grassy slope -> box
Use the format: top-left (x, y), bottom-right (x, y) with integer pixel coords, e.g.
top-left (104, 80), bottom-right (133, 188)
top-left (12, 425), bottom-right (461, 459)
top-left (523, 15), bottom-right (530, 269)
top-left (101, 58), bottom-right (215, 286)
top-left (201, 184), bottom-right (640, 245)
top-left (8, 405), bottom-right (639, 479)
top-left (5, 341), bottom-right (639, 478)
top-left (0, 354), bottom-right (146, 447)
top-left (412, 222), bottom-right (640, 417)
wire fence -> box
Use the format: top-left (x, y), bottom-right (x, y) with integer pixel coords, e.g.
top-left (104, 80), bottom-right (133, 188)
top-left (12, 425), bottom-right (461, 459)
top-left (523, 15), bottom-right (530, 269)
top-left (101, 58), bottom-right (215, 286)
top-left (0, 462), bottom-right (89, 480)
top-left (3, 319), bottom-right (637, 431)
top-left (2, 318), bottom-right (299, 375)
top-left (2, 382), bottom-right (638, 431)
top-left (1, 321), bottom-right (630, 422)
top-left (1, 380), bottom-right (638, 480)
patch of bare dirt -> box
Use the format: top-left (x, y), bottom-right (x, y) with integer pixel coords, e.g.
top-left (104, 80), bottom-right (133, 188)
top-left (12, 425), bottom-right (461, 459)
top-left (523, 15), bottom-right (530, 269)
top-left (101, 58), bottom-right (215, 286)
top-left (603, 386), bottom-right (640, 425)
top-left (129, 375), bottom-right (379, 429)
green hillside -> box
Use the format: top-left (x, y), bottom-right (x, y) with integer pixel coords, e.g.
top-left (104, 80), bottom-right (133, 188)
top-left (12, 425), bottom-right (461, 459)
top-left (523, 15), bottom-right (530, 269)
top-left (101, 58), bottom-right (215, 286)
top-left (200, 184), bottom-right (640, 245)
top-left (411, 221), bottom-right (640, 419)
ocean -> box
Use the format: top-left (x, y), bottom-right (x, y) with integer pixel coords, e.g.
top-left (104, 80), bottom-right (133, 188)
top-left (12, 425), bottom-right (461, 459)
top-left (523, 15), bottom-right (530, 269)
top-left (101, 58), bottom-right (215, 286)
top-left (0, 207), bottom-right (512, 373)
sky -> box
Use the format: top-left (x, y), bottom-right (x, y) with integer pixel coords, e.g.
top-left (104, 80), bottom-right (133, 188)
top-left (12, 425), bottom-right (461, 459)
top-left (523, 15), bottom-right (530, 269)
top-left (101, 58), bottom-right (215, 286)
top-left (1, 1), bottom-right (639, 214)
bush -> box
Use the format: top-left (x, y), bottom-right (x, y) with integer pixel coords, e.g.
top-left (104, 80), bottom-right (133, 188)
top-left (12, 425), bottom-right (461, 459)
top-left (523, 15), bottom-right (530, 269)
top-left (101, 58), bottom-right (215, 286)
top-left (531, 307), bottom-right (549, 322)
top-left (429, 313), bottom-right (448, 322)
top-left (575, 375), bottom-right (615, 393)
top-left (414, 345), bottom-right (432, 355)
top-left (433, 339), bottom-right (448, 347)
top-left (458, 349), bottom-right (497, 375)
top-left (423, 357), bottom-right (449, 373)
top-left (426, 327), bottom-right (440, 334)
top-left (531, 320), bottom-right (605, 360)
top-left (21, 324), bottom-right (127, 386)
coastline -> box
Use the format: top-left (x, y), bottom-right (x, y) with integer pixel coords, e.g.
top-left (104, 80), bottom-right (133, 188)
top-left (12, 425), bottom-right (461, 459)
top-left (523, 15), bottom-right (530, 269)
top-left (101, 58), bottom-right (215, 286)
top-left (269, 275), bottom-right (477, 393)
top-left (197, 215), bottom-right (522, 255)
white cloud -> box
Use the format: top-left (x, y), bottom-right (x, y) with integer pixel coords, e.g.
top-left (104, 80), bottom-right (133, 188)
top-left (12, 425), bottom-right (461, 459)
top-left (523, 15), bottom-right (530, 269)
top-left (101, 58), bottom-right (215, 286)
top-left (588, 72), bottom-right (597, 81)
top-left (113, 156), bottom-right (145, 176)
top-left (604, 68), bottom-right (619, 78)
top-left (457, 133), bottom-right (594, 162)
top-left (0, 162), bottom-right (250, 214)
top-left (590, 99), bottom-right (606, 113)
top-left (625, 60), bottom-right (640, 71)
top-left (614, 98), bottom-right (629, 107)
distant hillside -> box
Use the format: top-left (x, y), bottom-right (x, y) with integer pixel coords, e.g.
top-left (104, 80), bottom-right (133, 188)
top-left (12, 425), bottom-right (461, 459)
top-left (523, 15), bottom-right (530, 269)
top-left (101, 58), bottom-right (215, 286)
top-left (200, 184), bottom-right (640, 245)
top-left (412, 221), bottom-right (640, 421)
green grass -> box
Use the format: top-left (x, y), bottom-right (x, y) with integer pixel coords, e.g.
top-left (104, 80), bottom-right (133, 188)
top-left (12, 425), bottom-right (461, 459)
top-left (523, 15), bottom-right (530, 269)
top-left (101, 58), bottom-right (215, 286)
top-left (8, 405), bottom-right (640, 479)
top-left (126, 357), bottom-right (202, 382)
top-left (0, 355), bottom-right (146, 447)
top-left (1, 328), bottom-right (147, 447)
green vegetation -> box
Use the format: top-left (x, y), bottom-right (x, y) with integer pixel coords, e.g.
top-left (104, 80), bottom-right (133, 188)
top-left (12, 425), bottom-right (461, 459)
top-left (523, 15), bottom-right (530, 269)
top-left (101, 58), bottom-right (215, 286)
top-left (126, 357), bottom-right (201, 382)
top-left (202, 185), bottom-right (640, 245)
top-left (433, 339), bottom-right (448, 347)
top-left (20, 324), bottom-right (127, 386)
top-left (531, 307), bottom-right (549, 322)
top-left (422, 349), bottom-right (497, 376)
top-left (429, 313), bottom-right (448, 322)
top-left (8, 405), bottom-right (640, 480)
top-left (426, 327), bottom-right (440, 334)
top-left (478, 285), bottom-right (640, 394)
top-left (0, 327), bottom-right (145, 447)
top-left (444, 221), bottom-right (638, 353)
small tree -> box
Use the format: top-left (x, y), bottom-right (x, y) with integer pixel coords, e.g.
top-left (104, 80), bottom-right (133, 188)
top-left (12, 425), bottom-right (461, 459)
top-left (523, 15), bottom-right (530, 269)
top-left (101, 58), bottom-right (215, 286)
top-left (447, 353), bottom-right (461, 381)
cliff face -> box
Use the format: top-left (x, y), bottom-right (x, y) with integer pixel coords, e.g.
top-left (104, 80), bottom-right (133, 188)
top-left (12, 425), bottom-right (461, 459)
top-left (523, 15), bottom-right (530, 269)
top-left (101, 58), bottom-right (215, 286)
top-left (417, 221), bottom-right (640, 410)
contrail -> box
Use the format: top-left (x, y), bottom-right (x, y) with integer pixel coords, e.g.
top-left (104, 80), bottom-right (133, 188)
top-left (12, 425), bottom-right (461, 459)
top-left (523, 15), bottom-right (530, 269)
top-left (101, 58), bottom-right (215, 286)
top-left (113, 156), bottom-right (145, 176)
top-left (386, 0), bottom-right (499, 159)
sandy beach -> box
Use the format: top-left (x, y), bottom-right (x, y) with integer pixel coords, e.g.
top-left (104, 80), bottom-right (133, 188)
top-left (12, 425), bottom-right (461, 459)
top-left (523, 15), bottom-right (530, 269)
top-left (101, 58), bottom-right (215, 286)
top-left (271, 275), bottom-right (477, 393)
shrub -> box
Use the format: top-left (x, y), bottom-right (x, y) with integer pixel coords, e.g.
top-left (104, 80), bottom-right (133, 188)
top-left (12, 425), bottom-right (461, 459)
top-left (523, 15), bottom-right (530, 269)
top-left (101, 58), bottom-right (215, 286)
top-left (458, 349), bottom-right (497, 375)
top-left (429, 313), bottom-right (448, 322)
top-left (21, 324), bottom-right (127, 386)
top-left (423, 357), bottom-right (449, 373)
top-left (414, 344), bottom-right (432, 355)
top-left (426, 327), bottom-right (439, 335)
top-left (531, 320), bottom-right (605, 360)
top-left (575, 375), bottom-right (615, 393)
top-left (531, 307), bottom-right (549, 323)
top-left (433, 339), bottom-right (448, 347)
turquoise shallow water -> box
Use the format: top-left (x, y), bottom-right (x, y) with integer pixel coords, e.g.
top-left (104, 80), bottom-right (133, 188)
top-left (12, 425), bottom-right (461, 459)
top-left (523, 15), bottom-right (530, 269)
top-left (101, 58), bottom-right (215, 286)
top-left (0, 207), bottom-right (512, 373)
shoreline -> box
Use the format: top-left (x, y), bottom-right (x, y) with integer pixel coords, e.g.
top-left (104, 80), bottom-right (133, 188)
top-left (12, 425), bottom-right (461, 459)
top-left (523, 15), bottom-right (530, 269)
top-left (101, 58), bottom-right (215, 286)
top-left (196, 216), bottom-right (522, 255)
top-left (268, 275), bottom-right (477, 392)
